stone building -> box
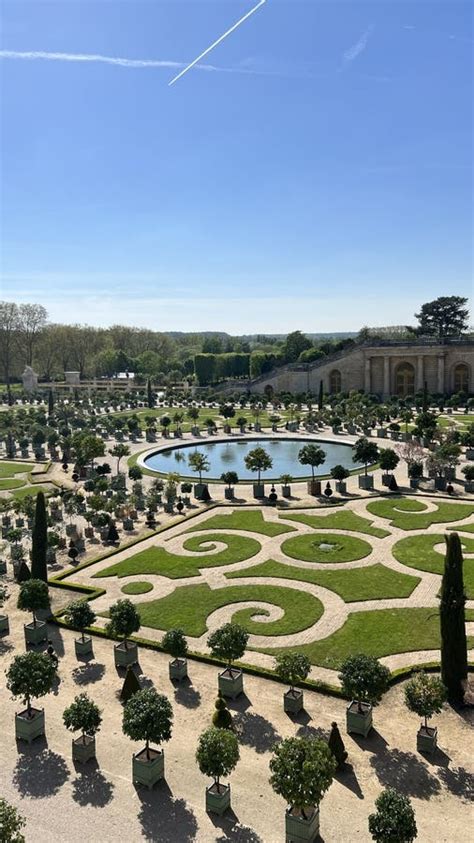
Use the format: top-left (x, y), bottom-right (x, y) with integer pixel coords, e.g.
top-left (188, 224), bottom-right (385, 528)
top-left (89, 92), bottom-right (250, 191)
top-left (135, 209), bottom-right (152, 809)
top-left (248, 339), bottom-right (474, 398)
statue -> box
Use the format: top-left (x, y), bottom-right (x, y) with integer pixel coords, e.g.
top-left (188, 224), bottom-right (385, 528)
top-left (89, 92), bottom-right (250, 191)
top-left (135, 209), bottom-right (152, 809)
top-left (22, 366), bottom-right (38, 393)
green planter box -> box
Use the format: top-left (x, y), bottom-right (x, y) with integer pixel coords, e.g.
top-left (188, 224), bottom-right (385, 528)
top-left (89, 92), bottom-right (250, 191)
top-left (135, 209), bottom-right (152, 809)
top-left (0, 560), bottom-right (7, 574)
top-left (417, 725), bottom-right (437, 755)
top-left (132, 748), bottom-right (165, 789)
top-left (206, 783), bottom-right (231, 816)
top-left (72, 735), bottom-right (96, 763)
top-left (194, 483), bottom-right (207, 500)
top-left (218, 667), bottom-right (243, 700)
top-left (114, 641), bottom-right (138, 668)
top-left (75, 636), bottom-right (93, 658)
top-left (253, 483), bottom-right (265, 499)
top-left (169, 658), bottom-right (188, 681)
top-left (0, 614), bottom-right (9, 634)
top-left (24, 620), bottom-right (47, 646)
top-left (358, 475), bottom-right (374, 491)
top-left (346, 701), bottom-right (372, 737)
top-left (224, 488), bottom-right (235, 500)
top-left (281, 486), bottom-right (291, 498)
top-left (15, 708), bottom-right (45, 743)
top-left (285, 806), bottom-right (320, 842)
top-left (284, 689), bottom-right (304, 714)
top-left (307, 480), bottom-right (321, 496)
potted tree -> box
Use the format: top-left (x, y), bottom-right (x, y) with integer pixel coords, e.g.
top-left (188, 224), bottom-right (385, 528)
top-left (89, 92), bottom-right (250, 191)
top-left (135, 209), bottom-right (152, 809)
top-left (162, 628), bottom-right (188, 681)
top-left (122, 688), bottom-right (173, 789)
top-left (17, 578), bottom-right (49, 645)
top-left (274, 652), bottom-right (311, 714)
top-left (207, 623), bottom-right (249, 699)
top-left (368, 788), bottom-right (417, 843)
top-left (6, 651), bottom-right (56, 742)
top-left (269, 736), bottom-right (336, 841)
top-left (106, 598), bottom-right (141, 667)
top-left (280, 474), bottom-right (293, 499)
top-left (244, 446), bottom-right (273, 499)
top-left (408, 461), bottom-right (424, 489)
top-left (339, 654), bottom-right (390, 737)
top-left (298, 444), bottom-right (326, 496)
top-left (379, 448), bottom-right (400, 486)
top-left (64, 599), bottom-right (96, 657)
top-left (462, 464), bottom-right (474, 493)
top-left (196, 726), bottom-right (240, 816)
top-left (221, 471), bottom-right (239, 501)
top-left (330, 464), bottom-right (350, 495)
top-left (188, 451), bottom-right (210, 499)
top-left (63, 692), bottom-right (102, 763)
top-left (404, 671), bottom-right (446, 755)
top-left (0, 582), bottom-right (10, 634)
top-left (353, 438), bottom-right (379, 490)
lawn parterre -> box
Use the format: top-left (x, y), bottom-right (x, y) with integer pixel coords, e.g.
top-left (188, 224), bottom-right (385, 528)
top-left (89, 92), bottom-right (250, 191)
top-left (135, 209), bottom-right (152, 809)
top-left (0, 461), bottom-right (34, 477)
top-left (366, 498), bottom-right (474, 530)
top-left (281, 532), bottom-right (373, 564)
top-left (187, 510), bottom-right (296, 536)
top-left (392, 534), bottom-right (474, 597)
top-left (280, 510), bottom-right (390, 538)
top-left (121, 581), bottom-right (154, 595)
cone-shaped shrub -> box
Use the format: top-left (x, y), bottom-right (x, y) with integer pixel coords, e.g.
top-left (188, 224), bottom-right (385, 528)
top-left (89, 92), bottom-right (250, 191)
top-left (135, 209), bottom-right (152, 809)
top-left (120, 666), bottom-right (141, 702)
top-left (327, 722), bottom-right (347, 770)
top-left (440, 533), bottom-right (468, 702)
top-left (16, 561), bottom-right (31, 583)
top-left (212, 692), bottom-right (233, 729)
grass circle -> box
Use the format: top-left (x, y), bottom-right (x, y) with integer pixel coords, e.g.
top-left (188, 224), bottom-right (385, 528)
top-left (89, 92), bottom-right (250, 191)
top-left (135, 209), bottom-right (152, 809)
top-left (281, 532), bottom-right (372, 564)
top-left (121, 581), bottom-right (154, 595)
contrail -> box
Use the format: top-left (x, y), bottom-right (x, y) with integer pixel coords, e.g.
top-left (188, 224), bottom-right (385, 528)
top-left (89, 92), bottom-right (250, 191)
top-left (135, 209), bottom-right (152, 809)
top-left (168, 0), bottom-right (267, 86)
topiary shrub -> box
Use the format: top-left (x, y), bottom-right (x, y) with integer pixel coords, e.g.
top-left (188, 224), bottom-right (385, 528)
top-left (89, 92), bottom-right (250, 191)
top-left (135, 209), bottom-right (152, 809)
top-left (327, 722), bottom-right (347, 770)
top-left (106, 598), bottom-right (141, 649)
top-left (161, 628), bottom-right (188, 662)
top-left (404, 671), bottom-right (446, 730)
top-left (120, 666), bottom-right (141, 703)
top-left (274, 652), bottom-right (311, 694)
top-left (212, 692), bottom-right (233, 729)
top-left (63, 693), bottom-right (102, 744)
top-left (195, 726), bottom-right (240, 793)
top-left (122, 688), bottom-right (173, 760)
top-left (17, 578), bottom-right (49, 627)
top-left (338, 654), bottom-right (390, 711)
top-left (269, 736), bottom-right (336, 819)
top-left (368, 788), bottom-right (417, 842)
top-left (6, 651), bottom-right (56, 717)
top-left (207, 623), bottom-right (249, 671)
top-left (64, 600), bottom-right (96, 642)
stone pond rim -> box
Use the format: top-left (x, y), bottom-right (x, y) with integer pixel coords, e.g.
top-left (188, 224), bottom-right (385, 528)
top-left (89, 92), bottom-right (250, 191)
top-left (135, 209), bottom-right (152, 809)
top-left (139, 436), bottom-right (364, 482)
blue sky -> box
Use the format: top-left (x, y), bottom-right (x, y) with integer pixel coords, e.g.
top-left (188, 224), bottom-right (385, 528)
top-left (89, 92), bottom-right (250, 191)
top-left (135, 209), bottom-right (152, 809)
top-left (1, 0), bottom-right (472, 333)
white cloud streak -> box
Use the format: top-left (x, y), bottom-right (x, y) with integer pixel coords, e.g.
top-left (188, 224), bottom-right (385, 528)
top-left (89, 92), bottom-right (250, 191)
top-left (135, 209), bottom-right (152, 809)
top-left (343, 25), bottom-right (374, 64)
top-left (0, 49), bottom-right (265, 77)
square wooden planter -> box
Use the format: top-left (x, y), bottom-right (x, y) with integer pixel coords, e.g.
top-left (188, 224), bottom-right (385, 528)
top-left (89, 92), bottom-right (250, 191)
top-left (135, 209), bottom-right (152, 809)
top-left (417, 725), bottom-right (437, 755)
top-left (218, 667), bottom-right (243, 699)
top-left (0, 560), bottom-right (6, 574)
top-left (281, 486), bottom-right (291, 498)
top-left (24, 620), bottom-right (48, 646)
top-left (206, 783), bottom-right (231, 816)
top-left (15, 708), bottom-right (45, 743)
top-left (72, 735), bottom-right (96, 763)
top-left (346, 701), bottom-right (373, 737)
top-left (114, 641), bottom-right (138, 668)
top-left (307, 480), bottom-right (321, 496)
top-left (169, 658), bottom-right (188, 681)
top-left (224, 488), bottom-right (235, 500)
top-left (132, 748), bottom-right (165, 789)
top-left (253, 483), bottom-right (265, 499)
top-left (194, 484), bottom-right (207, 500)
top-left (358, 475), bottom-right (374, 491)
top-left (335, 481), bottom-right (347, 495)
top-left (75, 636), bottom-right (93, 658)
top-left (0, 614), bottom-right (10, 634)
top-left (284, 689), bottom-right (304, 714)
top-left (285, 805), bottom-right (320, 842)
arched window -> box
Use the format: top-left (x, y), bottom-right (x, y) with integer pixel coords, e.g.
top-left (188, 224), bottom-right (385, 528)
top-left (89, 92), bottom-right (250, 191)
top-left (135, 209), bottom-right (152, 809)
top-left (329, 370), bottom-right (342, 394)
top-left (395, 363), bottom-right (415, 397)
top-left (454, 364), bottom-right (469, 393)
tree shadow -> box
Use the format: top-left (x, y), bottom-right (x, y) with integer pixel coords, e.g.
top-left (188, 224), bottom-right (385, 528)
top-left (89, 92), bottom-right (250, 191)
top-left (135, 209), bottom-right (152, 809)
top-left (437, 766), bottom-right (474, 801)
top-left (233, 711), bottom-right (281, 754)
top-left (212, 812), bottom-right (263, 842)
top-left (13, 746), bottom-right (69, 798)
top-left (287, 708), bottom-right (312, 726)
top-left (136, 781), bottom-right (198, 842)
top-left (369, 748), bottom-right (441, 799)
top-left (72, 662), bottom-right (106, 685)
top-left (226, 693), bottom-right (252, 713)
top-left (335, 763), bottom-right (364, 800)
top-left (173, 679), bottom-right (202, 709)
top-left (71, 762), bottom-right (115, 807)
top-left (46, 624), bottom-right (65, 656)
top-left (349, 728), bottom-right (388, 754)
top-left (0, 637), bottom-right (14, 655)
top-left (296, 724), bottom-right (329, 741)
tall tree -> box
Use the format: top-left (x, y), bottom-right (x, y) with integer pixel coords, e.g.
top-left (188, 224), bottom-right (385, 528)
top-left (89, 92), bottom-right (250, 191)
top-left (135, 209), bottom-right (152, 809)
top-left (440, 533), bottom-right (468, 703)
top-left (31, 492), bottom-right (48, 582)
top-left (0, 301), bottom-right (19, 404)
top-left (282, 330), bottom-right (312, 363)
top-left (414, 296), bottom-right (469, 339)
top-left (17, 303), bottom-right (48, 365)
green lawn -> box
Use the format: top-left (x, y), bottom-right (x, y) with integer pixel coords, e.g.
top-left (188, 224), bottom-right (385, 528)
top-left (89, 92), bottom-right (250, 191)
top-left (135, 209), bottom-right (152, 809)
top-left (0, 461), bottom-right (33, 477)
top-left (260, 607), bottom-right (474, 670)
top-left (281, 532), bottom-right (373, 564)
top-left (226, 559), bottom-right (420, 601)
top-left (392, 534), bottom-right (474, 597)
top-left (134, 582), bottom-right (324, 637)
top-left (366, 498), bottom-right (474, 530)
top-left (10, 484), bottom-right (53, 500)
top-left (0, 478), bottom-right (26, 491)
top-left (95, 532), bottom-right (261, 579)
top-left (280, 510), bottom-right (390, 538)
top-left (115, 405), bottom-right (291, 432)
top-left (121, 581), bottom-right (154, 595)
top-left (187, 510), bottom-right (295, 537)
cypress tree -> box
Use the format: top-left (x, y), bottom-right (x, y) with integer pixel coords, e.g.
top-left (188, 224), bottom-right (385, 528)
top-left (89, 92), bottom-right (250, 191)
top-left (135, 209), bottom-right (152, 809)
top-left (48, 388), bottom-right (54, 417)
top-left (440, 533), bottom-right (468, 703)
top-left (147, 378), bottom-right (153, 409)
top-left (318, 379), bottom-right (324, 411)
top-left (31, 492), bottom-right (48, 582)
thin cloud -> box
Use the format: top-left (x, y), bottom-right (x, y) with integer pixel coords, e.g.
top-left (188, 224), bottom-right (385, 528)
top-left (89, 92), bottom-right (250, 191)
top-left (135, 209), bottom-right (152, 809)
top-left (0, 49), bottom-right (270, 77)
top-left (343, 25), bottom-right (374, 65)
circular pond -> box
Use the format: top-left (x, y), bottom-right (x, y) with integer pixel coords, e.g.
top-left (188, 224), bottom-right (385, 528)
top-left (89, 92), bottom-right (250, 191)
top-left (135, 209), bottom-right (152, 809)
top-left (143, 438), bottom-right (361, 481)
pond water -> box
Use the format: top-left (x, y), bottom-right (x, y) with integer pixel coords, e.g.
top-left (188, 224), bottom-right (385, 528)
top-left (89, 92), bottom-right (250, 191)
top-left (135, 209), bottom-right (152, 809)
top-left (143, 438), bottom-right (361, 480)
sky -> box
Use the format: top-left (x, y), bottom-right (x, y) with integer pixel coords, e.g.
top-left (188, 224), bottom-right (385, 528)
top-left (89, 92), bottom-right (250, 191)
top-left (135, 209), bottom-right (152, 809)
top-left (0, 0), bottom-right (472, 333)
